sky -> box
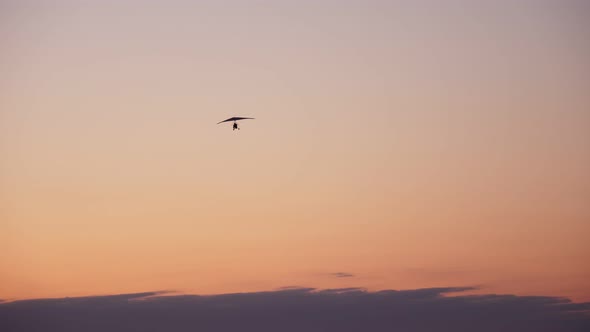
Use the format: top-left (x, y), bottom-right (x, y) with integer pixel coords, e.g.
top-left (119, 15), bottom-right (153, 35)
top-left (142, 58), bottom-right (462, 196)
top-left (1, 0), bottom-right (589, 309)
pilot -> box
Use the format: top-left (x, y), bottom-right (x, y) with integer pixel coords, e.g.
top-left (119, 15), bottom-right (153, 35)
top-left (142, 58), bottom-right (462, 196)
top-left (233, 122), bottom-right (239, 130)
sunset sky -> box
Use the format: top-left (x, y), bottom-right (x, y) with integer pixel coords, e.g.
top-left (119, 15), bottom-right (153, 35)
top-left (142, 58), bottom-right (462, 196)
top-left (1, 0), bottom-right (589, 303)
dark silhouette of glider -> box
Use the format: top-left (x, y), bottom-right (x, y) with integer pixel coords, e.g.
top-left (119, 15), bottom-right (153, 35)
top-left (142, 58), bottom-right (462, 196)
top-left (217, 117), bottom-right (255, 131)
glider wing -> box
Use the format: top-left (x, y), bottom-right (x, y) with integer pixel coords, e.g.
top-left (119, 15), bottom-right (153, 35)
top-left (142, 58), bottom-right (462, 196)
top-left (217, 117), bottom-right (255, 124)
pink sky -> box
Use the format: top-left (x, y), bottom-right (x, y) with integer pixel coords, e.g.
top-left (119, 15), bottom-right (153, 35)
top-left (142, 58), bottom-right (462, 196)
top-left (1, 0), bottom-right (589, 301)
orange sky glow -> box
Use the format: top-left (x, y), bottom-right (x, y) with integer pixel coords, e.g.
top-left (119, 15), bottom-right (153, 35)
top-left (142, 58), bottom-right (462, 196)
top-left (1, 0), bottom-right (589, 302)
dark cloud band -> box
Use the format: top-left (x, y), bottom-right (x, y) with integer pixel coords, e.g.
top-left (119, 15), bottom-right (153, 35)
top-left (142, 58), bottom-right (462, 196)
top-left (1, 287), bottom-right (589, 332)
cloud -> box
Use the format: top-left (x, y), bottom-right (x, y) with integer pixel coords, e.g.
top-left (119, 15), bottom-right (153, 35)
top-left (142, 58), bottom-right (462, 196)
top-left (1, 287), bottom-right (589, 332)
top-left (331, 272), bottom-right (355, 278)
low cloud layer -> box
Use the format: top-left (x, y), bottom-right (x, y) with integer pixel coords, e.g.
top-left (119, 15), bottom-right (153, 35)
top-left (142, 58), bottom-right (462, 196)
top-left (1, 287), bottom-right (589, 332)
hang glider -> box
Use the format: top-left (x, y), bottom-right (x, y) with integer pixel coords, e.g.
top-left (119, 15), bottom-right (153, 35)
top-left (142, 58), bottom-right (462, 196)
top-left (216, 117), bottom-right (255, 124)
top-left (217, 117), bottom-right (255, 130)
